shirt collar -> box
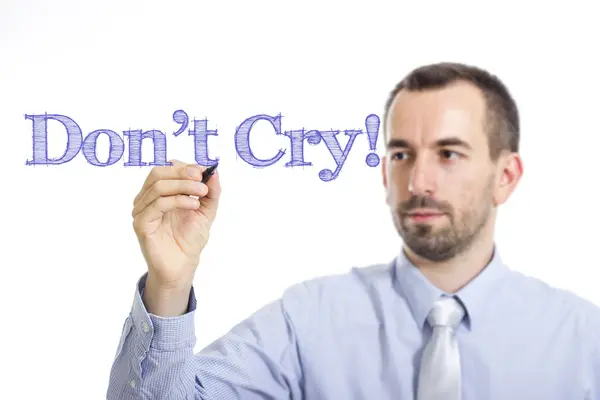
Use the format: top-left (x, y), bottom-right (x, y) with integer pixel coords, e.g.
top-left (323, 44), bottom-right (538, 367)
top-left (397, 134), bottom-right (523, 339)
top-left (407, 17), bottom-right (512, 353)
top-left (393, 244), bottom-right (510, 331)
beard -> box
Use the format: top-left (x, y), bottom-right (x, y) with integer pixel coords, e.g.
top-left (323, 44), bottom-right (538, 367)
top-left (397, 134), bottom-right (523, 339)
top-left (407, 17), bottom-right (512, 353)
top-left (392, 178), bottom-right (494, 262)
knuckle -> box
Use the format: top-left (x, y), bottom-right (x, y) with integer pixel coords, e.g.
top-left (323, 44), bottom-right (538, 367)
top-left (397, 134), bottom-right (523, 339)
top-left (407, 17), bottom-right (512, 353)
top-left (155, 196), bottom-right (169, 210)
top-left (152, 180), bottom-right (168, 197)
top-left (149, 166), bottom-right (161, 180)
top-left (132, 218), bottom-right (140, 232)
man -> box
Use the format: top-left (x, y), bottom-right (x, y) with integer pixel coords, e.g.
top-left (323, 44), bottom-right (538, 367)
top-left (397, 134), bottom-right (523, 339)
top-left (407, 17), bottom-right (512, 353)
top-left (107, 62), bottom-right (600, 399)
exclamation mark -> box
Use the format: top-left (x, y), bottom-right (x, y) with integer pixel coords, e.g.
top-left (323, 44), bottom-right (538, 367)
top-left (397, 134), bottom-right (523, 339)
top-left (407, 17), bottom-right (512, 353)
top-left (365, 113), bottom-right (380, 167)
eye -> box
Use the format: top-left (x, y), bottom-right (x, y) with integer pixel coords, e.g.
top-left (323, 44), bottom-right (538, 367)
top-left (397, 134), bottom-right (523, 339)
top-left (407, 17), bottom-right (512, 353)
top-left (440, 149), bottom-right (460, 160)
top-left (391, 151), bottom-right (410, 161)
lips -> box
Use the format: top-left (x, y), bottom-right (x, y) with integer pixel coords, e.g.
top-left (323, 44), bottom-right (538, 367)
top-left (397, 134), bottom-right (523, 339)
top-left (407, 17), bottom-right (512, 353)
top-left (405, 210), bottom-right (445, 222)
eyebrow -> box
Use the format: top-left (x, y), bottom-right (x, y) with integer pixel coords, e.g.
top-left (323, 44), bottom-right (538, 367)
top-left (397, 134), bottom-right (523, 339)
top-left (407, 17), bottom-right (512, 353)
top-left (386, 137), bottom-right (473, 151)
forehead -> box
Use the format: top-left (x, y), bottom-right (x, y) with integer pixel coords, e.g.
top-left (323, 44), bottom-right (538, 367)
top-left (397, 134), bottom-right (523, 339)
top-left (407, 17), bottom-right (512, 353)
top-left (386, 81), bottom-right (488, 148)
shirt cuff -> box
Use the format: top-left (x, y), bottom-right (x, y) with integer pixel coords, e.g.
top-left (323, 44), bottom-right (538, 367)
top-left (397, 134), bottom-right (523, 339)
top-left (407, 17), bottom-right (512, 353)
top-left (130, 272), bottom-right (197, 351)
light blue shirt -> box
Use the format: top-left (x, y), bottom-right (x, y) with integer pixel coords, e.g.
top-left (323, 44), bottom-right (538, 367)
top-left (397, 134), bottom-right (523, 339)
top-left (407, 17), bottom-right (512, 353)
top-left (107, 247), bottom-right (600, 399)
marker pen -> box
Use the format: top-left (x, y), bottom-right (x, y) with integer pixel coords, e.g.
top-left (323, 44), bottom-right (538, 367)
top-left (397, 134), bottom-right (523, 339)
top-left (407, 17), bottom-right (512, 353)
top-left (201, 162), bottom-right (218, 184)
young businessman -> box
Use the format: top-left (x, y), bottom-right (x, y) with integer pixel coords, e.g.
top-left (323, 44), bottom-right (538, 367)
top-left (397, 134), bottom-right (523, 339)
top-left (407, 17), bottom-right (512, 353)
top-left (107, 62), bottom-right (600, 399)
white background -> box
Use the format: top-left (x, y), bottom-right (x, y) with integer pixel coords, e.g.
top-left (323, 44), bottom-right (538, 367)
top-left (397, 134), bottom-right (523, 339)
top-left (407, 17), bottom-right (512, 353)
top-left (1, 1), bottom-right (599, 398)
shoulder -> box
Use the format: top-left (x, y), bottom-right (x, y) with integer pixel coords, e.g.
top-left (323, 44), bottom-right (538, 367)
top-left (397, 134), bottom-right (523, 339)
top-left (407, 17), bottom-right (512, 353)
top-left (281, 261), bottom-right (394, 302)
top-left (278, 260), bottom-right (395, 322)
top-left (506, 269), bottom-right (600, 335)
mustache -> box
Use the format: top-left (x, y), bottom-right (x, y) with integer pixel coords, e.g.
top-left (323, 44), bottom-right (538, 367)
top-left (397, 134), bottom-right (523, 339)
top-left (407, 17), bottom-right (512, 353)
top-left (398, 196), bottom-right (452, 214)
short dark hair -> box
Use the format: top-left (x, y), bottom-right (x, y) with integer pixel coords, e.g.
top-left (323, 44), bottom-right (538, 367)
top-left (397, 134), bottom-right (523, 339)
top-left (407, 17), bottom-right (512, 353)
top-left (383, 62), bottom-right (519, 160)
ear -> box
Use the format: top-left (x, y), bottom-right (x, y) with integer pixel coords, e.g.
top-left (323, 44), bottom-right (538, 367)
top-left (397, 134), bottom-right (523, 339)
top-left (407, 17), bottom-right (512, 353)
top-left (494, 152), bottom-right (523, 206)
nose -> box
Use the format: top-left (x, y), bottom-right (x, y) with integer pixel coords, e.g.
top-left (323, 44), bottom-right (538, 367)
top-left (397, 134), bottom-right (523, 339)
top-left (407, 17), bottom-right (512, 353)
top-left (408, 158), bottom-right (436, 196)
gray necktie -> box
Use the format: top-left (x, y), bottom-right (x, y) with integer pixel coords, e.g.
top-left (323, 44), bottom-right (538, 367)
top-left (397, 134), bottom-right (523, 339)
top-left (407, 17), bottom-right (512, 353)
top-left (417, 296), bottom-right (465, 400)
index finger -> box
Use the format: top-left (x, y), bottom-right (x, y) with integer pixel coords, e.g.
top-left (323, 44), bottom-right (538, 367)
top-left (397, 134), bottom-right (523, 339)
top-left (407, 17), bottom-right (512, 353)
top-left (133, 159), bottom-right (206, 206)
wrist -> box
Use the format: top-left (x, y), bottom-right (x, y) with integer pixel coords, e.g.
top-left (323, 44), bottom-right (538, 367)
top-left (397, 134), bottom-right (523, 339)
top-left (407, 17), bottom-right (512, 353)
top-left (143, 274), bottom-right (193, 317)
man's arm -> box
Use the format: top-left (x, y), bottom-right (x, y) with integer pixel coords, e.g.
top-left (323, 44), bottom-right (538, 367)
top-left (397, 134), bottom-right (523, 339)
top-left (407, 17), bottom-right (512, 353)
top-left (590, 325), bottom-right (600, 400)
top-left (107, 273), bottom-right (305, 399)
top-left (582, 301), bottom-right (600, 400)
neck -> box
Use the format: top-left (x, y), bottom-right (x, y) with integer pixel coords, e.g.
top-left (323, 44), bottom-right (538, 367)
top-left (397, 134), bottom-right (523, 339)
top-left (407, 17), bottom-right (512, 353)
top-left (403, 229), bottom-right (495, 293)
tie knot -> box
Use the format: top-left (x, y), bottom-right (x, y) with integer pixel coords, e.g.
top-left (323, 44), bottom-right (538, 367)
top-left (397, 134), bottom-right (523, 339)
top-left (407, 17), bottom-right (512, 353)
top-left (427, 296), bottom-right (465, 328)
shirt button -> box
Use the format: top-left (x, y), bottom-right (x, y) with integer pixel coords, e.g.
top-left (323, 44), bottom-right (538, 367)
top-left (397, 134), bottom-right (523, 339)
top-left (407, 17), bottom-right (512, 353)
top-left (141, 321), bottom-right (150, 333)
top-left (129, 379), bottom-right (136, 388)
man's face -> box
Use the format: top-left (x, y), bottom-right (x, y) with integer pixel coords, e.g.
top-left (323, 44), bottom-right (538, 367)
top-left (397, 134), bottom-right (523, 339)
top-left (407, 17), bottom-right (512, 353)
top-left (383, 81), bottom-right (506, 262)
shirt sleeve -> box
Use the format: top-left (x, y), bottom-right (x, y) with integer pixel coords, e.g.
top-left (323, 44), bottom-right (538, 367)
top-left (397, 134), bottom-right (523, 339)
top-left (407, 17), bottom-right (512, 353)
top-left (106, 272), bottom-right (306, 400)
top-left (590, 321), bottom-right (600, 400)
top-left (584, 303), bottom-right (600, 400)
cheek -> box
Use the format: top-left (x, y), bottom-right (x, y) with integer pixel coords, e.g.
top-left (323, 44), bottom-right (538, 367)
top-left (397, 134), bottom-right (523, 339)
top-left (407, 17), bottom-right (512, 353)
top-left (445, 178), bottom-right (480, 208)
top-left (460, 177), bottom-right (494, 210)
top-left (386, 170), bottom-right (409, 193)
top-left (386, 187), bottom-right (403, 207)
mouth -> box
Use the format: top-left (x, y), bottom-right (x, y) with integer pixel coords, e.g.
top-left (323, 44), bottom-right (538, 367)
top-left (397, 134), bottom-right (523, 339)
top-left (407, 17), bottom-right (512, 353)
top-left (404, 209), bottom-right (446, 222)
